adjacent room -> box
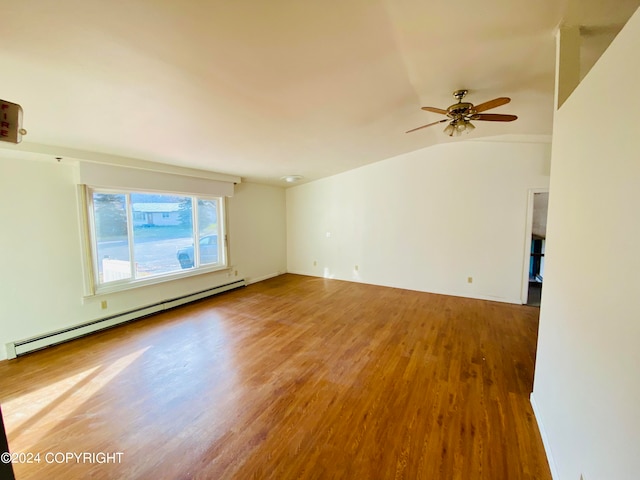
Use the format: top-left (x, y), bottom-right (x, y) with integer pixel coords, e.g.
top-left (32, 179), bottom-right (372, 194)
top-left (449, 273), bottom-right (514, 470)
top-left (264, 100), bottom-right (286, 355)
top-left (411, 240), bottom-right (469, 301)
top-left (1, 1), bottom-right (639, 479)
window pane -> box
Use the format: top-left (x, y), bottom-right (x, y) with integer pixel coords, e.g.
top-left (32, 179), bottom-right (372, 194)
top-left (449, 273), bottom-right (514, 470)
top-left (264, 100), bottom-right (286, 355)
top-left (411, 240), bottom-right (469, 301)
top-left (92, 193), bottom-right (131, 283)
top-left (87, 189), bottom-right (227, 293)
top-left (198, 199), bottom-right (219, 266)
top-left (131, 193), bottom-right (194, 276)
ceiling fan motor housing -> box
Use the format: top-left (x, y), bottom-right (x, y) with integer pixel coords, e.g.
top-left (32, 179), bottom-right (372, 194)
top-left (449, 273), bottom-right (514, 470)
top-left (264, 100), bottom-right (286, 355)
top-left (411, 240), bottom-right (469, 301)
top-left (447, 102), bottom-right (475, 119)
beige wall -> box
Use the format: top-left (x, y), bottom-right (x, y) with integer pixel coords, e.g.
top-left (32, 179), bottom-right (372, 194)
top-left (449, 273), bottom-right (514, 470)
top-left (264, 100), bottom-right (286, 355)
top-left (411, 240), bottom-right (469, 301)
top-left (0, 154), bottom-right (286, 361)
top-left (532, 7), bottom-right (640, 480)
top-left (287, 140), bottom-right (550, 303)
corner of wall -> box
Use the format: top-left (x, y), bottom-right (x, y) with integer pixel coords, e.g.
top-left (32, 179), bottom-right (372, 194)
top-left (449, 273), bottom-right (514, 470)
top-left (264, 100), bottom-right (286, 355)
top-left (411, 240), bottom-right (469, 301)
top-left (530, 392), bottom-right (559, 480)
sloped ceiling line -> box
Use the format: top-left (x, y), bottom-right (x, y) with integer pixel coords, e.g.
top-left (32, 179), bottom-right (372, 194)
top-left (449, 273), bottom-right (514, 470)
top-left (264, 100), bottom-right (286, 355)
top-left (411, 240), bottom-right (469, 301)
top-left (2, 0), bottom-right (637, 185)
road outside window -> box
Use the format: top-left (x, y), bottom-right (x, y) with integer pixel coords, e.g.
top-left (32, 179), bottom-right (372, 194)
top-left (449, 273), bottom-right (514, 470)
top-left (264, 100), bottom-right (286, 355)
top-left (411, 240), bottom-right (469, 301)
top-left (88, 189), bottom-right (226, 291)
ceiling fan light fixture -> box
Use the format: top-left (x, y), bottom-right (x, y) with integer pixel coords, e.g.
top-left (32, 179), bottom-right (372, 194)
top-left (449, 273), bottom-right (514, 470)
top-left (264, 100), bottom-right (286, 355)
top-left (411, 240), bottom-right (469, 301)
top-left (443, 123), bottom-right (455, 136)
top-left (466, 121), bottom-right (476, 133)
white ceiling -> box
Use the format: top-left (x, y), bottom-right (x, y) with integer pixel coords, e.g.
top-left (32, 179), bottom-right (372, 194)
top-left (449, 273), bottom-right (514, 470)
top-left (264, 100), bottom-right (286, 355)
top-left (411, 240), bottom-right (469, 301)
top-left (1, 0), bottom-right (638, 185)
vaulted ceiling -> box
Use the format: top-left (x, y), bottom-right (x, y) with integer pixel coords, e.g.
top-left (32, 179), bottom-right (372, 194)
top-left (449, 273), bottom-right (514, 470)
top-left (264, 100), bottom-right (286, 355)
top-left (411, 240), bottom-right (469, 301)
top-left (1, 0), bottom-right (638, 184)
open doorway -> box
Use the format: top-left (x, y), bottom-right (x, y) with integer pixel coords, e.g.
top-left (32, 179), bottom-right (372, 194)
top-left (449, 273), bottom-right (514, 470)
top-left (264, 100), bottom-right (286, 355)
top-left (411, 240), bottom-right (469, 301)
top-left (522, 190), bottom-right (549, 306)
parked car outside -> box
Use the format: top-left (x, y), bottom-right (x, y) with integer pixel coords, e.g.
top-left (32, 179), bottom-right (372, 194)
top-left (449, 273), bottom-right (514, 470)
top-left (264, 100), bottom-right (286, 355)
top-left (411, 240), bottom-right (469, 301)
top-left (177, 234), bottom-right (218, 269)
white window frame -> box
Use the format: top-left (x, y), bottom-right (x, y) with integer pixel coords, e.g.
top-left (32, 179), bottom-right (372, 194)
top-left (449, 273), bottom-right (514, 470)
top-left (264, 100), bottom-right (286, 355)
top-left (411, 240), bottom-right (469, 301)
top-left (83, 186), bottom-right (228, 295)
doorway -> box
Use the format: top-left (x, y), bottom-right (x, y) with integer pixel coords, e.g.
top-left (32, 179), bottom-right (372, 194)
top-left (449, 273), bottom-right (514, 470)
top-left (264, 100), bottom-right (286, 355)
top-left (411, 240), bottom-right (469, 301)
top-left (522, 190), bottom-right (549, 306)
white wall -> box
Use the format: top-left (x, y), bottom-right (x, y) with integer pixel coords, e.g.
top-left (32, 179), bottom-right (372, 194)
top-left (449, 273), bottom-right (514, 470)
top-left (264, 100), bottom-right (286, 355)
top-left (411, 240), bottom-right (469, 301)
top-left (0, 154), bottom-right (286, 361)
top-left (532, 8), bottom-right (640, 480)
top-left (228, 181), bottom-right (287, 284)
top-left (287, 140), bottom-right (550, 303)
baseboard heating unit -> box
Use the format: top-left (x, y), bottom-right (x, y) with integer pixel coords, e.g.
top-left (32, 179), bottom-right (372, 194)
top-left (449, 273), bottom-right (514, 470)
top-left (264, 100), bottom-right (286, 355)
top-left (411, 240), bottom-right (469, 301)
top-left (5, 279), bottom-right (246, 359)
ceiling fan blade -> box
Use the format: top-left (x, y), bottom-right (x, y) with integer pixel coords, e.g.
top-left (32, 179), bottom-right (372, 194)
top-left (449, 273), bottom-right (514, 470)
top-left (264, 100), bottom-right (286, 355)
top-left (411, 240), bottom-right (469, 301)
top-left (421, 106), bottom-right (448, 115)
top-left (406, 119), bottom-right (447, 133)
top-left (474, 113), bottom-right (518, 122)
top-left (474, 97), bottom-right (511, 113)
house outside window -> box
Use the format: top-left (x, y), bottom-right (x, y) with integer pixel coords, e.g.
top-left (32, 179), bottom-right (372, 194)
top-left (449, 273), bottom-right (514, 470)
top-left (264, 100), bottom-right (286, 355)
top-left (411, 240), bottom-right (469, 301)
top-left (87, 189), bottom-right (226, 292)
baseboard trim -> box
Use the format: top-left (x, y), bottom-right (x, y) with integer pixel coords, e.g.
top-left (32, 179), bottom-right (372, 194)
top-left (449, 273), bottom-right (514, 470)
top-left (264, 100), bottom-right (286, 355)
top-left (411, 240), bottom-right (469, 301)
top-left (284, 270), bottom-right (521, 304)
top-left (246, 272), bottom-right (283, 285)
top-left (530, 392), bottom-right (559, 480)
top-left (5, 279), bottom-right (246, 359)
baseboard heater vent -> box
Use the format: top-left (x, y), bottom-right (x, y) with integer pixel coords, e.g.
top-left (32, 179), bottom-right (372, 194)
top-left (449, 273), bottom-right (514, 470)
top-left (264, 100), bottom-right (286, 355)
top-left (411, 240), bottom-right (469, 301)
top-left (6, 279), bottom-right (246, 359)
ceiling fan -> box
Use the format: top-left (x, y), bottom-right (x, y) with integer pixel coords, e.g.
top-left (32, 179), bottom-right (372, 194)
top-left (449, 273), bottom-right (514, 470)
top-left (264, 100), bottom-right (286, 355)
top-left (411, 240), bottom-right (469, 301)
top-left (406, 89), bottom-right (517, 136)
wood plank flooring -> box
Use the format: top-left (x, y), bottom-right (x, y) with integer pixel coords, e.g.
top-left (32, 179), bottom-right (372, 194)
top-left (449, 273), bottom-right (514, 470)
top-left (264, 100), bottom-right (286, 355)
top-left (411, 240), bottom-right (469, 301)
top-left (0, 274), bottom-right (551, 479)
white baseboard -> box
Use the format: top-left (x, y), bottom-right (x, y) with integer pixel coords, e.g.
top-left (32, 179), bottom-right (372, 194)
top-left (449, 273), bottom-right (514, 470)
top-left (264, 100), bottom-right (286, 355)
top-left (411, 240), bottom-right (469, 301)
top-left (285, 269), bottom-right (313, 277)
top-left (5, 279), bottom-right (246, 359)
top-left (530, 392), bottom-right (559, 480)
top-left (284, 270), bottom-right (521, 304)
top-left (246, 272), bottom-right (283, 285)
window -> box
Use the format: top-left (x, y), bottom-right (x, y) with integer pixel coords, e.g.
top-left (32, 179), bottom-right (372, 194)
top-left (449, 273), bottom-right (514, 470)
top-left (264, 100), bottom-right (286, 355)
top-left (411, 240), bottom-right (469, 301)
top-left (86, 188), bottom-right (226, 292)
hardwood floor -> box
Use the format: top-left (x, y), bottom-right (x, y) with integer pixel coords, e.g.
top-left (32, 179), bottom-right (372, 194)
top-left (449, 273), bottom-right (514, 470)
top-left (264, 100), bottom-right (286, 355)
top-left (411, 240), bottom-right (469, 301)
top-left (0, 274), bottom-right (551, 479)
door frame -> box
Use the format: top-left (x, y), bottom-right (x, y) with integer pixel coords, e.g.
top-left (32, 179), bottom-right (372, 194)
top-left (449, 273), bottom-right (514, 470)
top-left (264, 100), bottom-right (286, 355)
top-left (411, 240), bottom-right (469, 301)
top-left (521, 188), bottom-right (549, 304)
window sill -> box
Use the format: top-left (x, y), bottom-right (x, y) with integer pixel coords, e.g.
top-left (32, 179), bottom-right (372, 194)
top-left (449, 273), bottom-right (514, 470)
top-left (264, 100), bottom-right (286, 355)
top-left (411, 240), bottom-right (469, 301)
top-left (85, 264), bottom-right (232, 298)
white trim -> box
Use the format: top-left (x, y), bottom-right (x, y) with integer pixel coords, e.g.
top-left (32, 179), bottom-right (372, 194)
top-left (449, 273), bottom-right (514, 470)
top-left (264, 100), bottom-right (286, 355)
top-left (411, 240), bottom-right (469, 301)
top-left (77, 185), bottom-right (96, 297)
top-left (91, 265), bottom-right (233, 297)
top-left (5, 343), bottom-right (16, 360)
top-left (220, 197), bottom-right (229, 267)
top-left (83, 188), bottom-right (229, 296)
top-left (6, 280), bottom-right (246, 359)
top-left (285, 270), bottom-right (523, 304)
top-left (246, 272), bottom-right (284, 285)
top-left (530, 392), bottom-right (559, 480)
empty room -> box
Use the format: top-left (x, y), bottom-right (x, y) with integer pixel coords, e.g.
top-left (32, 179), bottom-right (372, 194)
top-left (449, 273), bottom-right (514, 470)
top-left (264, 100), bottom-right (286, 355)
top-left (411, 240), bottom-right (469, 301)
top-left (1, 1), bottom-right (639, 479)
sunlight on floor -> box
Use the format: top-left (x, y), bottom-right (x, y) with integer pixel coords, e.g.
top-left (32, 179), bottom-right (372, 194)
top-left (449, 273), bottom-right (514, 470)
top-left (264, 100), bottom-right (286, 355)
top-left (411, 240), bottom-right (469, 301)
top-left (4, 347), bottom-right (149, 451)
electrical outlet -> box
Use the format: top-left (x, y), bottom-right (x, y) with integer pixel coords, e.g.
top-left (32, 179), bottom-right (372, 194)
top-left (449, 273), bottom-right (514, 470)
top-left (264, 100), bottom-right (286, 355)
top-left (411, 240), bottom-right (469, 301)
top-left (313, 260), bottom-right (317, 266)
top-left (467, 277), bottom-right (473, 284)
top-left (354, 265), bottom-right (359, 271)
top-left (234, 270), bottom-right (238, 276)
top-left (100, 300), bottom-right (108, 310)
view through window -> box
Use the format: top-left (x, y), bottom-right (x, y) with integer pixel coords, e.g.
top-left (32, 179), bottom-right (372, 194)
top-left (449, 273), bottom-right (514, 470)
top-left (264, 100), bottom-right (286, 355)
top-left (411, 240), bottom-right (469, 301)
top-left (89, 189), bottom-right (225, 289)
